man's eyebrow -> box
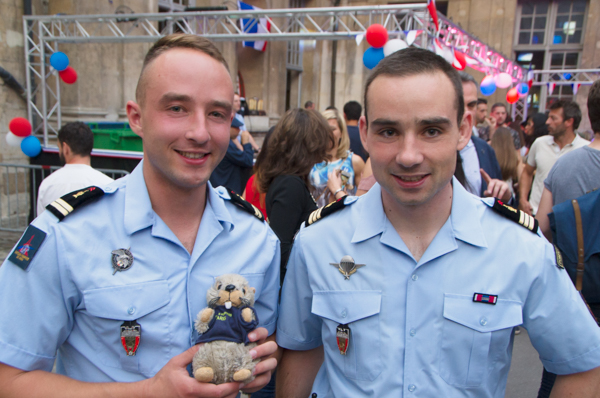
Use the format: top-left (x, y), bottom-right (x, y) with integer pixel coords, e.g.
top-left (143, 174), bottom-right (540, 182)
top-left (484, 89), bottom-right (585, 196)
top-left (158, 93), bottom-right (193, 105)
top-left (370, 118), bottom-right (399, 127)
top-left (417, 117), bottom-right (452, 126)
top-left (210, 100), bottom-right (233, 113)
top-left (467, 100), bottom-right (477, 107)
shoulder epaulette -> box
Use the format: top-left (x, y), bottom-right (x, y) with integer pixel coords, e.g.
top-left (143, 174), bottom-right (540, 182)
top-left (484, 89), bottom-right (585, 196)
top-left (227, 189), bottom-right (265, 222)
top-left (46, 186), bottom-right (104, 221)
top-left (307, 196), bottom-right (352, 226)
top-left (490, 198), bottom-right (539, 234)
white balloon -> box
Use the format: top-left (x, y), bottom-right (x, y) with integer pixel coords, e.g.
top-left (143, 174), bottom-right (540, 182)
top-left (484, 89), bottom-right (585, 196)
top-left (442, 45), bottom-right (455, 64)
top-left (406, 30), bottom-right (417, 45)
top-left (383, 39), bottom-right (408, 56)
top-left (495, 72), bottom-right (513, 89)
top-left (6, 131), bottom-right (24, 147)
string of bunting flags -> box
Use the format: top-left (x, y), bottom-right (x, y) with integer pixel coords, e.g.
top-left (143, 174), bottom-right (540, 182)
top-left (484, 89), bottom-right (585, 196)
top-left (358, 0), bottom-right (531, 106)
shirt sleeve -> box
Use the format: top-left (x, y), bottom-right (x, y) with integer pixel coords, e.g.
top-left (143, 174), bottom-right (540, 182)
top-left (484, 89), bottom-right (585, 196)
top-left (0, 217), bottom-right (77, 371)
top-left (276, 230), bottom-right (323, 351)
top-left (225, 143), bottom-right (254, 167)
top-left (523, 242), bottom-right (600, 374)
top-left (254, 230), bottom-right (281, 337)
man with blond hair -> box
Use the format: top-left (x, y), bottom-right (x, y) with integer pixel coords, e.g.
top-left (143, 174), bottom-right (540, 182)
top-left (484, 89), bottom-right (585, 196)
top-left (0, 34), bottom-right (279, 398)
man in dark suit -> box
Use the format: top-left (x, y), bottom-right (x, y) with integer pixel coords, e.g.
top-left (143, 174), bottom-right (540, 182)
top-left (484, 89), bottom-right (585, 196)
top-left (459, 72), bottom-right (512, 203)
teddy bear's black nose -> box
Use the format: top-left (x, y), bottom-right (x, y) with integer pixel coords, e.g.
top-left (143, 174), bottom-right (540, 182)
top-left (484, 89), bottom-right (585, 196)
top-left (225, 284), bottom-right (236, 292)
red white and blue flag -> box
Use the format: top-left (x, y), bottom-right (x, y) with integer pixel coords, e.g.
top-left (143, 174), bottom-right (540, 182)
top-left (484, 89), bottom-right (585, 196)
top-left (239, 1), bottom-right (271, 52)
top-left (473, 293), bottom-right (498, 305)
top-left (427, 0), bottom-right (439, 32)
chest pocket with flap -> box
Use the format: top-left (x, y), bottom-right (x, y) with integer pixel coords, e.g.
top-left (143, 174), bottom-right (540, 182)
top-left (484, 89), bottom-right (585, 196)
top-left (438, 293), bottom-right (522, 387)
top-left (312, 290), bottom-right (382, 381)
top-left (82, 280), bottom-right (171, 375)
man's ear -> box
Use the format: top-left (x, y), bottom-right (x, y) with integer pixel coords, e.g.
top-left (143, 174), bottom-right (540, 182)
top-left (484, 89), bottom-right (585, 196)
top-left (564, 117), bottom-right (574, 129)
top-left (250, 287), bottom-right (256, 294)
top-left (61, 141), bottom-right (72, 160)
top-left (359, 115), bottom-right (369, 153)
top-left (126, 100), bottom-right (143, 138)
top-left (457, 113), bottom-right (472, 151)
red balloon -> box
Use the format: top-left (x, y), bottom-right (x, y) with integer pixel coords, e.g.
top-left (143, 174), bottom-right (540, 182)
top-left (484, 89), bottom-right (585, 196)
top-left (366, 24), bottom-right (388, 48)
top-left (9, 117), bottom-right (32, 137)
top-left (452, 50), bottom-right (466, 70)
top-left (59, 66), bottom-right (78, 84)
top-left (507, 88), bottom-right (519, 104)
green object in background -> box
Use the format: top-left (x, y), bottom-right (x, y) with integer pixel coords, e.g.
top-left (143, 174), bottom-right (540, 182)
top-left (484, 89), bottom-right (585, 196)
top-left (87, 122), bottom-right (143, 152)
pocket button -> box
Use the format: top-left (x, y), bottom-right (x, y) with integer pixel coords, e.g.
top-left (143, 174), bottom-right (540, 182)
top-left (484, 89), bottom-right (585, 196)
top-left (480, 316), bottom-right (488, 326)
top-left (341, 309), bottom-right (347, 318)
top-left (127, 306), bottom-right (136, 315)
top-left (408, 384), bottom-right (416, 392)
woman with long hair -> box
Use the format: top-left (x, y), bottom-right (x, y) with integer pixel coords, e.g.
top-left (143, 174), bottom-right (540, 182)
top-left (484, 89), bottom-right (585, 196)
top-left (254, 108), bottom-right (333, 279)
top-left (490, 127), bottom-right (521, 195)
top-left (309, 109), bottom-right (365, 206)
top-left (523, 112), bottom-right (549, 150)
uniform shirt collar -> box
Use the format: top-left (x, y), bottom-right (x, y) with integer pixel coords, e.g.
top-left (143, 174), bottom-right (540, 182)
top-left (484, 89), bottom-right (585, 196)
top-left (351, 177), bottom-right (487, 248)
top-left (124, 161), bottom-right (234, 235)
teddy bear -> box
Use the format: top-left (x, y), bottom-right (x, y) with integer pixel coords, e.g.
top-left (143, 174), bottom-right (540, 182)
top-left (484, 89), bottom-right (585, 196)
top-left (192, 274), bottom-right (259, 384)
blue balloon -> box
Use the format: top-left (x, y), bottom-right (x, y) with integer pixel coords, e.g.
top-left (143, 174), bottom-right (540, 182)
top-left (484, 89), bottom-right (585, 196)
top-left (517, 82), bottom-right (529, 95)
top-left (363, 47), bottom-right (385, 70)
top-left (21, 136), bottom-right (41, 157)
top-left (50, 52), bottom-right (69, 71)
top-left (480, 81), bottom-right (496, 96)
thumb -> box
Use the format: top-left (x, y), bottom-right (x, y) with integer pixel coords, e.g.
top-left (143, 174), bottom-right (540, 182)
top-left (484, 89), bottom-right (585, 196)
top-left (171, 345), bottom-right (200, 368)
top-left (480, 168), bottom-right (491, 184)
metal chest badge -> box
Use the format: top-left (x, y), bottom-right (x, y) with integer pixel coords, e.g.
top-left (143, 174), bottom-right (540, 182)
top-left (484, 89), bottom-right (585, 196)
top-left (336, 324), bottom-right (351, 355)
top-left (112, 248), bottom-right (134, 275)
top-left (330, 255), bottom-right (365, 280)
top-left (121, 320), bottom-right (141, 356)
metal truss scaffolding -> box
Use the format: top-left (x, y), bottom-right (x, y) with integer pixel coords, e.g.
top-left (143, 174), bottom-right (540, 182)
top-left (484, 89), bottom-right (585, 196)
top-left (512, 69), bottom-right (600, 122)
top-left (23, 5), bottom-right (524, 145)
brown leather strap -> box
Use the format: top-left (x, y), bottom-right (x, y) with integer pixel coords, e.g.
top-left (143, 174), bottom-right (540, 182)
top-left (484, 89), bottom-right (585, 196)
top-left (572, 199), bottom-right (585, 292)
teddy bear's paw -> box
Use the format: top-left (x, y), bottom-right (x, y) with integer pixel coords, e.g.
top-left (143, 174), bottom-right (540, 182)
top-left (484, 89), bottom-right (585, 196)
top-left (241, 307), bottom-right (254, 323)
top-left (200, 308), bottom-right (214, 323)
top-left (233, 369), bottom-right (252, 382)
top-left (194, 367), bottom-right (215, 383)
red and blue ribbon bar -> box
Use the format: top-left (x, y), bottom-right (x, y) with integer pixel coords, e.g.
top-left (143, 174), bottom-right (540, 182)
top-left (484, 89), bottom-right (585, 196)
top-left (473, 293), bottom-right (497, 305)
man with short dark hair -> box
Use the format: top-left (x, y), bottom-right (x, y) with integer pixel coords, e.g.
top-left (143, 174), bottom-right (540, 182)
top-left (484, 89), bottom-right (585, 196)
top-left (36, 122), bottom-right (114, 216)
top-left (276, 47), bottom-right (600, 398)
top-left (537, 82), bottom-right (600, 239)
top-left (519, 99), bottom-right (589, 215)
top-left (343, 100), bottom-right (368, 162)
top-left (304, 100), bottom-right (315, 110)
top-left (490, 103), bottom-right (523, 149)
top-left (457, 72), bottom-right (512, 202)
top-left (0, 34), bottom-right (279, 398)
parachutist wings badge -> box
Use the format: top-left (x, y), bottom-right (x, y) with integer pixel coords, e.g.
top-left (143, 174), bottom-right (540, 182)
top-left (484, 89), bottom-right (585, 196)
top-left (330, 255), bottom-right (365, 280)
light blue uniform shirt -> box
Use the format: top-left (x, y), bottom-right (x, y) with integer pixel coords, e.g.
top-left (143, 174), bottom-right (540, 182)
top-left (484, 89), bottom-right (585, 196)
top-left (277, 179), bottom-right (600, 398)
top-left (0, 161), bottom-right (280, 381)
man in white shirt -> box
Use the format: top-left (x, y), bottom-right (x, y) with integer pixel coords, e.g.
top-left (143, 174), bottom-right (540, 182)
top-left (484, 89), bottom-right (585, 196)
top-left (37, 122), bottom-right (114, 215)
top-left (519, 100), bottom-right (589, 215)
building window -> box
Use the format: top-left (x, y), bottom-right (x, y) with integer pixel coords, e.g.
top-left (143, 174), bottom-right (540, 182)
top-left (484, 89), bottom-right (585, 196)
top-left (514, 0), bottom-right (588, 112)
top-left (552, 0), bottom-right (586, 44)
top-left (518, 2), bottom-right (548, 45)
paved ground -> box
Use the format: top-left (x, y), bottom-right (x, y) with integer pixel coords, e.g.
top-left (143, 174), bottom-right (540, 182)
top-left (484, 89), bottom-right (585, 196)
top-left (0, 229), bottom-right (544, 396)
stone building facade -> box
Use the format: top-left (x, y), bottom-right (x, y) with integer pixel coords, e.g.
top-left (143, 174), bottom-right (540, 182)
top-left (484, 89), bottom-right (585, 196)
top-left (0, 0), bottom-right (599, 163)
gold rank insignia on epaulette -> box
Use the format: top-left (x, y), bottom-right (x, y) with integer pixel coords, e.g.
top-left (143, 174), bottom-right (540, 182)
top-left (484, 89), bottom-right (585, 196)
top-left (490, 198), bottom-right (539, 234)
top-left (226, 189), bottom-right (265, 222)
top-left (46, 186), bottom-right (105, 221)
top-left (307, 197), bottom-right (348, 226)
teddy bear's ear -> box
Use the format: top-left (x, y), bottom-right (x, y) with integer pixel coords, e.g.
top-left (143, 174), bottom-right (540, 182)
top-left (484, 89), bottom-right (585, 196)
top-left (250, 287), bottom-right (256, 294)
